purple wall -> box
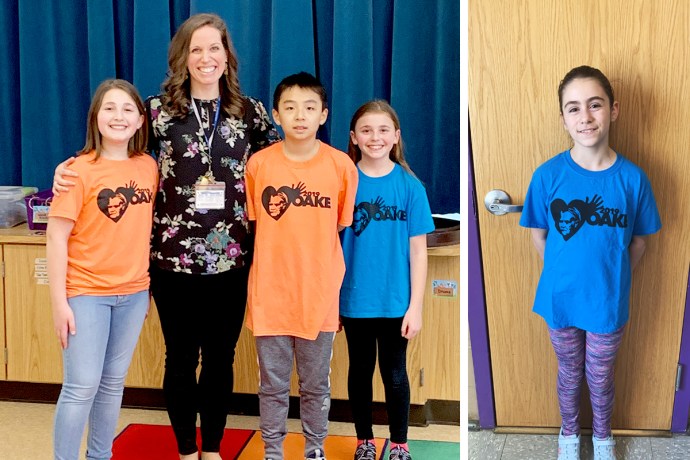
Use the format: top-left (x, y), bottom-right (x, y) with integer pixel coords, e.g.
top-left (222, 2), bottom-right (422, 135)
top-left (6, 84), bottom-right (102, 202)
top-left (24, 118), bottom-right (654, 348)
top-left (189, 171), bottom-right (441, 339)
top-left (468, 133), bottom-right (496, 428)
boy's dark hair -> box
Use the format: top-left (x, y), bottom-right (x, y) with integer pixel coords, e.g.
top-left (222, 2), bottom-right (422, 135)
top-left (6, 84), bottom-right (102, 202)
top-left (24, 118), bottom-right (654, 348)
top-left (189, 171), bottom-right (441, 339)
top-left (558, 65), bottom-right (614, 113)
top-left (273, 72), bottom-right (328, 110)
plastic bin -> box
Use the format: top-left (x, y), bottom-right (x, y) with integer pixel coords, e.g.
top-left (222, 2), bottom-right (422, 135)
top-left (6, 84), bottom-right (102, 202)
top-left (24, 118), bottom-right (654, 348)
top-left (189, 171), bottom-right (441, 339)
top-left (0, 186), bottom-right (31, 228)
top-left (25, 190), bottom-right (53, 230)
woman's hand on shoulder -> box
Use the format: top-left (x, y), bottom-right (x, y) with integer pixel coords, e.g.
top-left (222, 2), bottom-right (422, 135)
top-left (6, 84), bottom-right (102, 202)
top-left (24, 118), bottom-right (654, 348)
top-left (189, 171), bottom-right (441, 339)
top-left (401, 305), bottom-right (423, 339)
top-left (52, 157), bottom-right (78, 196)
top-left (52, 300), bottom-right (75, 349)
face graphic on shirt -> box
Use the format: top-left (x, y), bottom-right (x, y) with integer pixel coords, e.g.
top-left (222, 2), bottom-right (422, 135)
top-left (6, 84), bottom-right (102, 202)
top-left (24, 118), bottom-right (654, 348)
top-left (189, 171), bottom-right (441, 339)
top-left (107, 194), bottom-right (127, 220)
top-left (352, 206), bottom-right (371, 235)
top-left (351, 196), bottom-right (386, 236)
top-left (550, 195), bottom-right (607, 241)
top-left (96, 182), bottom-right (153, 223)
top-left (261, 182), bottom-right (310, 220)
top-left (97, 189), bottom-right (130, 223)
top-left (557, 209), bottom-right (581, 237)
top-left (268, 193), bottom-right (289, 218)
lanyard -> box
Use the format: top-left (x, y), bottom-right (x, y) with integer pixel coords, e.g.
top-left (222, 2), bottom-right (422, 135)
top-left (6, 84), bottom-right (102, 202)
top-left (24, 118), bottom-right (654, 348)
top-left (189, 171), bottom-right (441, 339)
top-left (191, 97), bottom-right (221, 160)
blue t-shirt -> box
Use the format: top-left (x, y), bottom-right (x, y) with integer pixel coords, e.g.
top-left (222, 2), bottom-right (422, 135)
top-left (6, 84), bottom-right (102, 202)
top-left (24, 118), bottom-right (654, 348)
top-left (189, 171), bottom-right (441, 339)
top-left (340, 164), bottom-right (435, 318)
top-left (519, 150), bottom-right (661, 333)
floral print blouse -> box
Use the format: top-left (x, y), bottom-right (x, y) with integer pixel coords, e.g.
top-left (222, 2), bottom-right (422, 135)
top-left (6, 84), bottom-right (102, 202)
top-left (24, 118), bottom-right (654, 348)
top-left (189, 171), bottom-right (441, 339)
top-left (146, 95), bottom-right (280, 274)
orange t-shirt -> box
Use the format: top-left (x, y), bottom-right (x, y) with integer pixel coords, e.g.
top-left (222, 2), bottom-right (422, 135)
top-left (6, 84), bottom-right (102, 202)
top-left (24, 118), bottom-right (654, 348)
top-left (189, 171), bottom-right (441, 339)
top-left (245, 141), bottom-right (358, 339)
top-left (49, 152), bottom-right (158, 297)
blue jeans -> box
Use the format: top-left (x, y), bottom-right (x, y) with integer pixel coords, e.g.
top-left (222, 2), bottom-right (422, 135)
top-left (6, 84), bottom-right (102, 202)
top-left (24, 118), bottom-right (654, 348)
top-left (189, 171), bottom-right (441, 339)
top-left (53, 290), bottom-right (149, 460)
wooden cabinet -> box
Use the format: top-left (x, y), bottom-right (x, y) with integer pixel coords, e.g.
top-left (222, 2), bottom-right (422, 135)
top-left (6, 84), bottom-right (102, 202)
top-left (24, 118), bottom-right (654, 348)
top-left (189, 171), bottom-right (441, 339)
top-left (0, 226), bottom-right (458, 407)
top-left (125, 302), bottom-right (165, 388)
top-left (0, 245), bottom-right (5, 381)
top-left (421, 246), bottom-right (461, 401)
top-left (0, 227), bottom-right (167, 387)
top-left (5, 244), bottom-right (61, 382)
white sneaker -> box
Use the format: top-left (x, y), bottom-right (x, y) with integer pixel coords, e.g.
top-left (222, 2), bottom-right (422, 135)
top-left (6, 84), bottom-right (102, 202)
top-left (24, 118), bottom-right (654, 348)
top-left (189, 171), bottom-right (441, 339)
top-left (593, 435), bottom-right (616, 460)
top-left (557, 428), bottom-right (580, 460)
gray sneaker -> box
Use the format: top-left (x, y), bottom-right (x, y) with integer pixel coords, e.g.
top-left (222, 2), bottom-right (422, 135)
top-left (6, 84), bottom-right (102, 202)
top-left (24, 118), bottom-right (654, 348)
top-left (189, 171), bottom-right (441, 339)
top-left (592, 435), bottom-right (616, 460)
top-left (306, 448), bottom-right (327, 460)
top-left (389, 445), bottom-right (412, 460)
top-left (558, 428), bottom-right (580, 460)
top-left (354, 441), bottom-right (376, 460)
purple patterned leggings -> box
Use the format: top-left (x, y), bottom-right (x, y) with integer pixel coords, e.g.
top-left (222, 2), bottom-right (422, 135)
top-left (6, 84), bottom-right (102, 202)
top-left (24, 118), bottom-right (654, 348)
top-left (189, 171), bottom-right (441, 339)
top-left (548, 325), bottom-right (625, 439)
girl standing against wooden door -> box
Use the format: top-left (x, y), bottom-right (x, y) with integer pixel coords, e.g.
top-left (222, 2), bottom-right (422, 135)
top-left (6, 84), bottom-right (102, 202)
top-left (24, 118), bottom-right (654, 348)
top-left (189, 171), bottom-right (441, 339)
top-left (520, 66), bottom-right (661, 460)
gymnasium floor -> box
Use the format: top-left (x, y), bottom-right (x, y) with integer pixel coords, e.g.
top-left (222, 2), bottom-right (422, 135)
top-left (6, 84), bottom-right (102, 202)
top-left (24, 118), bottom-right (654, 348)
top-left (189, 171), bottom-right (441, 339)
top-left (0, 401), bottom-right (459, 458)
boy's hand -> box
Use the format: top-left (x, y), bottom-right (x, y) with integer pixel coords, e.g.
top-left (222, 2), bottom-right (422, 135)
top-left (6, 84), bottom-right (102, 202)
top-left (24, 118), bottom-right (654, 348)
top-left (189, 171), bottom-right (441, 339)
top-left (401, 305), bottom-right (422, 339)
top-left (52, 301), bottom-right (76, 349)
top-left (52, 157), bottom-right (78, 196)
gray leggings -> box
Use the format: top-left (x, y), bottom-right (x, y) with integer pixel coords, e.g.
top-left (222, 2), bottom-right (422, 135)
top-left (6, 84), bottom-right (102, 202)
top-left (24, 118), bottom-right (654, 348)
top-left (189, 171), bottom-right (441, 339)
top-left (256, 332), bottom-right (335, 459)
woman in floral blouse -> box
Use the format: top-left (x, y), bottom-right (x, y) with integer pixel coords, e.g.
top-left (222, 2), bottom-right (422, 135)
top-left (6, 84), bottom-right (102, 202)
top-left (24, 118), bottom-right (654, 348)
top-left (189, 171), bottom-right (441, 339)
top-left (146, 13), bottom-right (281, 460)
top-left (55, 13), bottom-right (280, 460)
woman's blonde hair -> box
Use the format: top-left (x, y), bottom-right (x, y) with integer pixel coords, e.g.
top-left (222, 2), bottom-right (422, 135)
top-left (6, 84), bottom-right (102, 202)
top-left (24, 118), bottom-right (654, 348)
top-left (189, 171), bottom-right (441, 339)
top-left (79, 79), bottom-right (147, 159)
top-left (162, 13), bottom-right (244, 119)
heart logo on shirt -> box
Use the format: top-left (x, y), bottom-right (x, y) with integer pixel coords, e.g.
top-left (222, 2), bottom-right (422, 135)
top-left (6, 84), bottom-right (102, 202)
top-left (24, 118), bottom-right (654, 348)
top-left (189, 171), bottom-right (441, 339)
top-left (96, 182), bottom-right (146, 223)
top-left (352, 196), bottom-right (385, 236)
top-left (97, 188), bottom-right (130, 222)
top-left (261, 186), bottom-right (293, 220)
top-left (260, 182), bottom-right (307, 220)
top-left (550, 195), bottom-right (603, 241)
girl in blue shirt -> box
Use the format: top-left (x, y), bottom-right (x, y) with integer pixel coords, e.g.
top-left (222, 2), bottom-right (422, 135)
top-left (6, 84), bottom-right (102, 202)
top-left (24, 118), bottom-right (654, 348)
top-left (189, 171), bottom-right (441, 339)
top-left (340, 100), bottom-right (434, 460)
top-left (520, 66), bottom-right (661, 460)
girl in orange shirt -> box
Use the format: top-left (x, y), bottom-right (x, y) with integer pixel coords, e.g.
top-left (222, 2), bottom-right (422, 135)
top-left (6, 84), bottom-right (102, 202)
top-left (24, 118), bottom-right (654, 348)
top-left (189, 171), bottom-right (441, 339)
top-left (48, 79), bottom-right (158, 460)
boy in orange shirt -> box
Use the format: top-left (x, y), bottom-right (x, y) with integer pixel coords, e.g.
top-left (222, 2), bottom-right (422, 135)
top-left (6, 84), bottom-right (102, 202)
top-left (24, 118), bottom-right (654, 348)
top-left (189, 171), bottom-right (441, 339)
top-left (245, 72), bottom-right (358, 460)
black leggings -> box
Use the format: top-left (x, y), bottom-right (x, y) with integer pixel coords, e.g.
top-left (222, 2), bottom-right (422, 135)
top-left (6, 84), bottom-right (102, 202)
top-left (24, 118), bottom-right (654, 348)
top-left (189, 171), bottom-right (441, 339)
top-left (341, 316), bottom-right (410, 443)
top-left (150, 264), bottom-right (248, 455)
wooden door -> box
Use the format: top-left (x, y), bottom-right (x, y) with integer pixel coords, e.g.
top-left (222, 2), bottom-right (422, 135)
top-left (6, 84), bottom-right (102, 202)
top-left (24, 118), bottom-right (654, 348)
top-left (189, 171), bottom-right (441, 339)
top-left (469, 0), bottom-right (690, 430)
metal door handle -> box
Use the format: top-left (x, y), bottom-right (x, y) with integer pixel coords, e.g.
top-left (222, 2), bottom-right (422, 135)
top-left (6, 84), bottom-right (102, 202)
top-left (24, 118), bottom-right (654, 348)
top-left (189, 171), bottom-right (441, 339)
top-left (484, 190), bottom-right (523, 216)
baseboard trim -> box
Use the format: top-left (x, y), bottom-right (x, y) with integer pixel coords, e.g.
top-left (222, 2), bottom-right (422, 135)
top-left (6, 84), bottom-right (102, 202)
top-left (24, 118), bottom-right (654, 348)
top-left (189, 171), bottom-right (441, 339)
top-left (494, 426), bottom-right (672, 437)
top-left (0, 381), bottom-right (459, 426)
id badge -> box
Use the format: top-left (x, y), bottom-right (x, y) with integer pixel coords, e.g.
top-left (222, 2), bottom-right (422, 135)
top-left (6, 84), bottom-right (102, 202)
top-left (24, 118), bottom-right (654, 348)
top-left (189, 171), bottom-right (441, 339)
top-left (195, 182), bottom-right (226, 209)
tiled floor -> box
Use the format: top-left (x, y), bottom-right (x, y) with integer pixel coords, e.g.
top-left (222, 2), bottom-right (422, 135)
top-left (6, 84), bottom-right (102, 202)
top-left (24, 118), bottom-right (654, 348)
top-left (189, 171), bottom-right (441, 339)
top-left (0, 401), bottom-right (459, 458)
top-left (469, 429), bottom-right (690, 459)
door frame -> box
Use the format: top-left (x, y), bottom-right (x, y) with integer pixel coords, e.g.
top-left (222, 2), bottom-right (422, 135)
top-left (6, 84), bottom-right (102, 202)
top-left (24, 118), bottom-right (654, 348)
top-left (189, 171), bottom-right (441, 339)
top-left (468, 134), bottom-right (690, 433)
top-left (468, 131), bottom-right (496, 429)
top-left (671, 274), bottom-right (690, 432)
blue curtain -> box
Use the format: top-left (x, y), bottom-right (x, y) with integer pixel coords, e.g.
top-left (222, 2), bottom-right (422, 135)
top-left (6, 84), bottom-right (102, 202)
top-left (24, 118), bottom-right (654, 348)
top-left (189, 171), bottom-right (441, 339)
top-left (0, 0), bottom-right (459, 213)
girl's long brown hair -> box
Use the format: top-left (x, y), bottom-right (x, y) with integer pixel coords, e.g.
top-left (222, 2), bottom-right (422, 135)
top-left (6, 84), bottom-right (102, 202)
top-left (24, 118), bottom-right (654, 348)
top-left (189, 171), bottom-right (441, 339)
top-left (347, 100), bottom-right (416, 177)
top-left (162, 13), bottom-right (244, 119)
top-left (79, 79), bottom-right (148, 160)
